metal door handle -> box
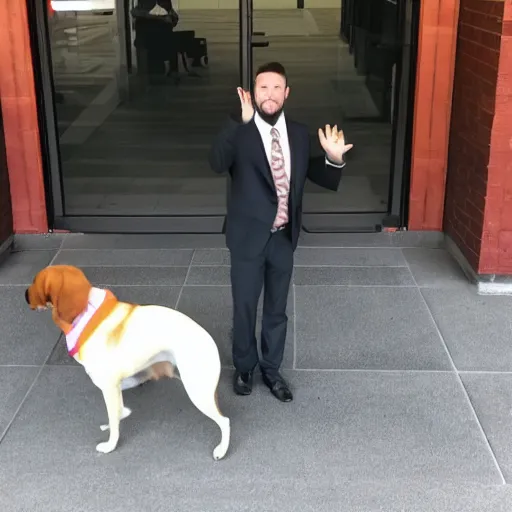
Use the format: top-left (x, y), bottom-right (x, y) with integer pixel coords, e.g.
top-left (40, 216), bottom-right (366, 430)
top-left (252, 41), bottom-right (270, 47)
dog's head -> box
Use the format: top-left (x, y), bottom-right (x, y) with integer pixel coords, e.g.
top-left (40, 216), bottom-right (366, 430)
top-left (25, 265), bottom-right (92, 327)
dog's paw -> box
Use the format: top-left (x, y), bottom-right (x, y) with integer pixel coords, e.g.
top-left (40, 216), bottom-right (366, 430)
top-left (213, 444), bottom-right (228, 461)
top-left (96, 441), bottom-right (117, 454)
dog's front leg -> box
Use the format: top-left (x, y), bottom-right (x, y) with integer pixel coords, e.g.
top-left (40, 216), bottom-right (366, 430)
top-left (96, 384), bottom-right (123, 454)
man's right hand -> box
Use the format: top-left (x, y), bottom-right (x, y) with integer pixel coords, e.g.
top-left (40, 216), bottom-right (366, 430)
top-left (237, 87), bottom-right (254, 123)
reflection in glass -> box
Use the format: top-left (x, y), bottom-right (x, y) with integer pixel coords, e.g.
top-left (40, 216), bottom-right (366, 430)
top-left (252, 1), bottom-right (399, 214)
top-left (47, 0), bottom-right (234, 216)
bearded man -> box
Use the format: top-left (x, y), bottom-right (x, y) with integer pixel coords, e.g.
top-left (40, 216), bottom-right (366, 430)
top-left (209, 61), bottom-right (353, 402)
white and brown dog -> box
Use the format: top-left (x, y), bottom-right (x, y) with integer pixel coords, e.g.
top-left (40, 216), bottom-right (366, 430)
top-left (25, 265), bottom-right (230, 460)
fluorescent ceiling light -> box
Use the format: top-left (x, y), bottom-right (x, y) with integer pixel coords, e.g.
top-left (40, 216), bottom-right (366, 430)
top-left (50, 0), bottom-right (115, 11)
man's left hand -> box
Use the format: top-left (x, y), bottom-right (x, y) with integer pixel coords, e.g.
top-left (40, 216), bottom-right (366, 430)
top-left (318, 124), bottom-right (354, 165)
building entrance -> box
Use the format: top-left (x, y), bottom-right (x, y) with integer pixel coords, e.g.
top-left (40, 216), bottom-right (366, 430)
top-left (32, 0), bottom-right (418, 233)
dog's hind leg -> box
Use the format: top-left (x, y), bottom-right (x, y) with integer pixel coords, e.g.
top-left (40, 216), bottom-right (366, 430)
top-left (179, 368), bottom-right (230, 461)
top-left (96, 383), bottom-right (124, 454)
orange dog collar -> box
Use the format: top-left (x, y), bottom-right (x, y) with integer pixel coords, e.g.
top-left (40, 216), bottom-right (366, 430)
top-left (66, 287), bottom-right (117, 358)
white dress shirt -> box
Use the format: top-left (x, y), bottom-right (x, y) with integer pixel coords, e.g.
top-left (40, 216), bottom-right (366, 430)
top-left (253, 111), bottom-right (346, 177)
top-left (254, 111), bottom-right (292, 179)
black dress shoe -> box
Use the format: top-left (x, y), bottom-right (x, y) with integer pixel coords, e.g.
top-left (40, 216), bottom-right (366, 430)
top-left (233, 370), bottom-right (253, 395)
top-left (262, 372), bottom-right (293, 402)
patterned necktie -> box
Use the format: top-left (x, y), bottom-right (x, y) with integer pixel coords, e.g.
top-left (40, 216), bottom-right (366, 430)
top-left (270, 127), bottom-right (289, 229)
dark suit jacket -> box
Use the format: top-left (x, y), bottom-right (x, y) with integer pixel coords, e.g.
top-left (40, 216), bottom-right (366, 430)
top-left (208, 114), bottom-right (344, 257)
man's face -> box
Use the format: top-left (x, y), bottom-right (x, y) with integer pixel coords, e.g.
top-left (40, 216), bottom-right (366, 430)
top-left (253, 71), bottom-right (289, 116)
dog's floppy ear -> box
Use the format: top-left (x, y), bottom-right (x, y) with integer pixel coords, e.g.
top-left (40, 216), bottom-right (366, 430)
top-left (30, 265), bottom-right (92, 324)
top-left (26, 268), bottom-right (52, 309)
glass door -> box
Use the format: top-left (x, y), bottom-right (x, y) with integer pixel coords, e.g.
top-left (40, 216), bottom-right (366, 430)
top-left (33, 0), bottom-right (417, 233)
top-left (35, 0), bottom-right (243, 233)
top-left (238, 0), bottom-right (418, 232)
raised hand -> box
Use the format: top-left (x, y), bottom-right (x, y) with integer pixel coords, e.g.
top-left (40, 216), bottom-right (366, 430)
top-left (237, 87), bottom-right (254, 123)
top-left (318, 124), bottom-right (354, 165)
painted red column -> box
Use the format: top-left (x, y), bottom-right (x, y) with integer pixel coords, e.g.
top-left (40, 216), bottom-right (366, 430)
top-left (408, 0), bottom-right (461, 230)
top-left (0, 112), bottom-right (13, 246)
top-left (444, 0), bottom-right (512, 274)
top-left (0, 0), bottom-right (48, 234)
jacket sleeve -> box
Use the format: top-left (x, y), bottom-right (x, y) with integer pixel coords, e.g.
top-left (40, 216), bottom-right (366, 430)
top-left (208, 114), bottom-right (242, 175)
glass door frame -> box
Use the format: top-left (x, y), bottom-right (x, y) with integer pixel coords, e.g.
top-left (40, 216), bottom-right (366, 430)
top-left (28, 0), bottom-right (418, 234)
top-left (239, 0), bottom-right (253, 91)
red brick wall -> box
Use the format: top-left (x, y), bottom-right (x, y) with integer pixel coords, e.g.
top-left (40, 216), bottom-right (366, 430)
top-left (481, 5), bottom-right (512, 274)
top-left (0, 108), bottom-right (13, 247)
top-left (444, 0), bottom-right (512, 274)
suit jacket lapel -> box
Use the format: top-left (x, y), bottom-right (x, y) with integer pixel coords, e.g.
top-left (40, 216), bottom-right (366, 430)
top-left (286, 118), bottom-right (299, 200)
top-left (248, 120), bottom-right (276, 191)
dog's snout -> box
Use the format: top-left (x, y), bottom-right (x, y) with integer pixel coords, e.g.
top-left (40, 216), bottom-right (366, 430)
top-left (24, 288), bottom-right (30, 305)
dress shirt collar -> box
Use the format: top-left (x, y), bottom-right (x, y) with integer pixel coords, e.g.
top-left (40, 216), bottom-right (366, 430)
top-left (254, 110), bottom-right (287, 138)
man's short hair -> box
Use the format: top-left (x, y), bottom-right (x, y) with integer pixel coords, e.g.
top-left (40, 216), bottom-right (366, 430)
top-left (255, 62), bottom-right (287, 85)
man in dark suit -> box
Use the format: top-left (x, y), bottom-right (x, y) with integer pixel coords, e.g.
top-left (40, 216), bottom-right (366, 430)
top-left (208, 62), bottom-right (353, 402)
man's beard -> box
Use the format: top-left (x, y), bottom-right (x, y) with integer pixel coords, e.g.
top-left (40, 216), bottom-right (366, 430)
top-left (255, 101), bottom-right (284, 126)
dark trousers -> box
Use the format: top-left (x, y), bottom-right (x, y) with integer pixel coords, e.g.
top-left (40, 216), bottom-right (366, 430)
top-left (230, 228), bottom-right (293, 376)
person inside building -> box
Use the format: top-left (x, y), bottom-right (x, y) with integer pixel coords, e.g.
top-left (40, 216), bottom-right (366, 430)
top-left (131, 0), bottom-right (180, 84)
